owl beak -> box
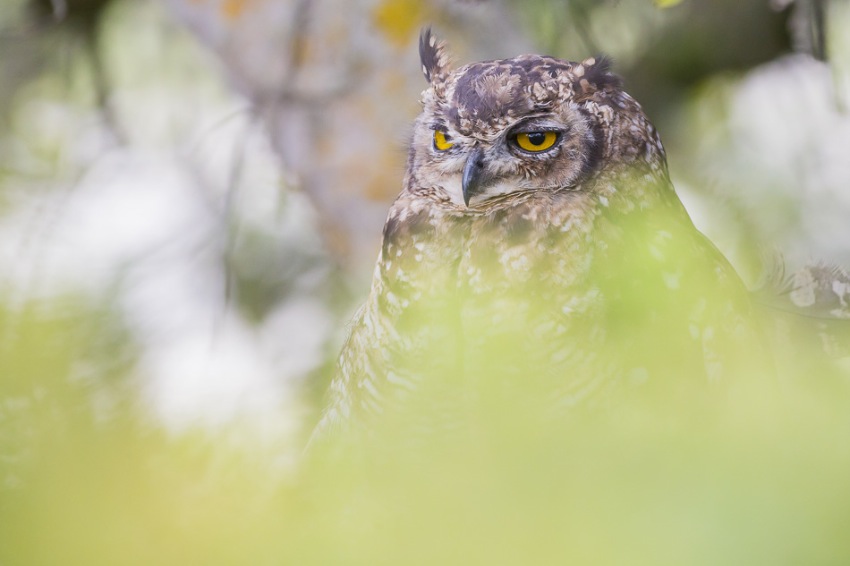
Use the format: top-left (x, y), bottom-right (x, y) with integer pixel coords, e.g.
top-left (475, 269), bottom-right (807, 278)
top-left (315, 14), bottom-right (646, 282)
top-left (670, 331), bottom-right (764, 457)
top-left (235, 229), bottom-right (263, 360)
top-left (462, 148), bottom-right (486, 207)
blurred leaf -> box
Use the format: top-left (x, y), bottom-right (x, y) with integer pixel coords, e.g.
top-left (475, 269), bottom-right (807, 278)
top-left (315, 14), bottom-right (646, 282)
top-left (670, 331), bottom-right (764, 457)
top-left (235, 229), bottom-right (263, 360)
top-left (654, 0), bottom-right (685, 7)
top-left (372, 0), bottom-right (430, 47)
top-left (221, 0), bottom-right (250, 21)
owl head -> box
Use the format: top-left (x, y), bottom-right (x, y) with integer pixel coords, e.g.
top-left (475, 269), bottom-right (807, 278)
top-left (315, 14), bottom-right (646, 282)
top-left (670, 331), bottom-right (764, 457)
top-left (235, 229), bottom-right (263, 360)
top-left (408, 29), bottom-right (667, 208)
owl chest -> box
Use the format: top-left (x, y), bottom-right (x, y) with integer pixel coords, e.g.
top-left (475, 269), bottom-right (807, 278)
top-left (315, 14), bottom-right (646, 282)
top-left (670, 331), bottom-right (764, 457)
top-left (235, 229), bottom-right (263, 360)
top-left (379, 206), bottom-right (607, 369)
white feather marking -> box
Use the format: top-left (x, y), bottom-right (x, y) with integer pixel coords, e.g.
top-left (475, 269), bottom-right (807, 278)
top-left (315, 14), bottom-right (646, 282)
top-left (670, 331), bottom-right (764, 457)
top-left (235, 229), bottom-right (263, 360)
top-left (663, 271), bottom-right (681, 290)
top-left (833, 279), bottom-right (849, 307)
top-left (387, 371), bottom-right (417, 391)
top-left (790, 269), bottom-right (816, 307)
top-left (360, 377), bottom-right (383, 400)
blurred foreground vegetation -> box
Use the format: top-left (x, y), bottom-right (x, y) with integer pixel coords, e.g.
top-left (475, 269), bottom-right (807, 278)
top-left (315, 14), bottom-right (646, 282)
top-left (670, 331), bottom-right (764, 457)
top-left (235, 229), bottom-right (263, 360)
top-left (3, 290), bottom-right (850, 564)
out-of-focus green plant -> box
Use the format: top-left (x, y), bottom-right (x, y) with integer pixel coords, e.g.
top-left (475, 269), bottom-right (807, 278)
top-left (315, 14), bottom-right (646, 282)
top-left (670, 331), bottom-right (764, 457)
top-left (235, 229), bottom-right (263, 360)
top-left (3, 272), bottom-right (850, 564)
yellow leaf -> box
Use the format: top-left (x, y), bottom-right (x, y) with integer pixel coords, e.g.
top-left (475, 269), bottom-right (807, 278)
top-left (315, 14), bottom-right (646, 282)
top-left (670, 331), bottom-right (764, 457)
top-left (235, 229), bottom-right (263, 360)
top-left (373, 0), bottom-right (429, 47)
top-left (222, 0), bottom-right (251, 21)
top-left (654, 0), bottom-right (685, 7)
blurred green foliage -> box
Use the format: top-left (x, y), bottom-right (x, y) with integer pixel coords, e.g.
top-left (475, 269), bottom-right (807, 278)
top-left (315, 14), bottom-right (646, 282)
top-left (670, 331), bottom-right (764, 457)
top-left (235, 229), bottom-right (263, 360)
top-left (2, 238), bottom-right (850, 564)
top-left (3, 311), bottom-right (850, 564)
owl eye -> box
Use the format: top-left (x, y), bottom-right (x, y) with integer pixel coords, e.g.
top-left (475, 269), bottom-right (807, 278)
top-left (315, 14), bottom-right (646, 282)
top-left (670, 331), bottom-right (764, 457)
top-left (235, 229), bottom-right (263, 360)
top-left (433, 129), bottom-right (454, 151)
top-left (514, 131), bottom-right (559, 153)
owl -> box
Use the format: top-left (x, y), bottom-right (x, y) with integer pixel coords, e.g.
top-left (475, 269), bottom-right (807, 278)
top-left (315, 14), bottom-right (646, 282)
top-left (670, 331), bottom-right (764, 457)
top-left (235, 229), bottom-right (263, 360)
top-left (312, 30), bottom-right (784, 439)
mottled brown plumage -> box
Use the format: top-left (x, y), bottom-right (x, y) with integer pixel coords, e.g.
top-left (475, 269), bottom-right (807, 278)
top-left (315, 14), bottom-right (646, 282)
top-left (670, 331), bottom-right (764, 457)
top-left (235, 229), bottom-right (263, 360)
top-left (314, 30), bottom-right (774, 438)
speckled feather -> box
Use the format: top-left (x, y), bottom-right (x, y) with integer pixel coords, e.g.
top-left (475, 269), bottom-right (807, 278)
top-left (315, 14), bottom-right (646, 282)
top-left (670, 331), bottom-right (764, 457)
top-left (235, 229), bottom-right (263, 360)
top-left (755, 261), bottom-right (850, 359)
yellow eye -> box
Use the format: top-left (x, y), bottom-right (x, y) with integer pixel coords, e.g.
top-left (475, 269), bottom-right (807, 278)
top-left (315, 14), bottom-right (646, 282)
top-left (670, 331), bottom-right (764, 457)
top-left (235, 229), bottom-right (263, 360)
top-left (433, 129), bottom-right (454, 151)
top-left (515, 131), bottom-right (558, 152)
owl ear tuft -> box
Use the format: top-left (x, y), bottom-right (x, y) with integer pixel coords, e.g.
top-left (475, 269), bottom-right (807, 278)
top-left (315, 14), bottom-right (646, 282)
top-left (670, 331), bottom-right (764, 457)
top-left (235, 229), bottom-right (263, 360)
top-left (419, 28), bottom-right (452, 84)
top-left (585, 56), bottom-right (622, 90)
top-left (574, 55), bottom-right (622, 97)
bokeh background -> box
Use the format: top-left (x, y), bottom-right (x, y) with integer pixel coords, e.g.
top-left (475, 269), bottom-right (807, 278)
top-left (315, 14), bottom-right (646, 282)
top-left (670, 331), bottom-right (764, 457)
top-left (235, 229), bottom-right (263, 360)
top-left (2, 0), bottom-right (850, 563)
